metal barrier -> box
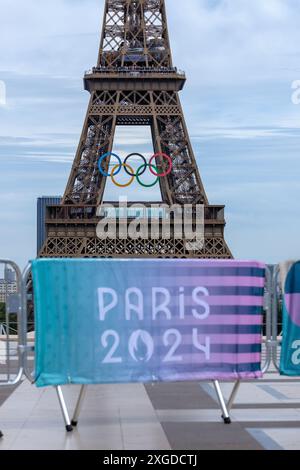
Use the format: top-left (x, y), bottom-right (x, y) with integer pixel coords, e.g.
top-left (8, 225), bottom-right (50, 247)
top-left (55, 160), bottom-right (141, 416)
top-left (0, 260), bottom-right (23, 387)
top-left (0, 259), bottom-right (293, 435)
top-left (21, 261), bottom-right (238, 430)
top-left (261, 266), bottom-right (273, 373)
top-left (0, 259), bottom-right (23, 440)
top-left (271, 265), bottom-right (283, 372)
top-left (21, 263), bottom-right (35, 383)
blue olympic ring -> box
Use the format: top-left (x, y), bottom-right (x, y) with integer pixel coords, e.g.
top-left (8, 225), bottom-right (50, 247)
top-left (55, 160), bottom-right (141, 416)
top-left (98, 152), bottom-right (123, 177)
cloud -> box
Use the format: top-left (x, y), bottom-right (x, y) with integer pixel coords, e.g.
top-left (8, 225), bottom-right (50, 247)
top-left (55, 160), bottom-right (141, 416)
top-left (0, 0), bottom-right (103, 75)
top-left (168, 0), bottom-right (300, 84)
top-left (191, 127), bottom-right (300, 140)
top-left (0, 80), bottom-right (6, 106)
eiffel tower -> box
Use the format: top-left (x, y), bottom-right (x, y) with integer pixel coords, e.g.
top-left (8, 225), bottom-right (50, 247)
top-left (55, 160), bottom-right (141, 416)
top-left (39, 0), bottom-right (232, 259)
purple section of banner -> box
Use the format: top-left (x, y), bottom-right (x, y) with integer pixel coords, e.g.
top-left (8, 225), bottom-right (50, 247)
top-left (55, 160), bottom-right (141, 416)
top-left (161, 371), bottom-right (263, 381)
top-left (181, 352), bottom-right (261, 364)
top-left (172, 315), bottom-right (262, 326)
top-left (181, 296), bottom-right (264, 306)
top-left (180, 334), bottom-right (262, 345)
top-left (285, 293), bottom-right (300, 327)
top-left (172, 276), bottom-right (265, 287)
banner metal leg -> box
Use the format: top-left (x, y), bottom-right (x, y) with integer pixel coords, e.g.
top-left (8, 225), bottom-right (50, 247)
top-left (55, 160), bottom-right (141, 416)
top-left (213, 380), bottom-right (231, 424)
top-left (71, 385), bottom-right (87, 427)
top-left (55, 386), bottom-right (73, 432)
top-left (227, 380), bottom-right (241, 412)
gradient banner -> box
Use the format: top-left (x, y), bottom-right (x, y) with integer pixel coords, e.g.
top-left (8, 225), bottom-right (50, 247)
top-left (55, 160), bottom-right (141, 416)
top-left (280, 261), bottom-right (300, 375)
top-left (32, 259), bottom-right (265, 387)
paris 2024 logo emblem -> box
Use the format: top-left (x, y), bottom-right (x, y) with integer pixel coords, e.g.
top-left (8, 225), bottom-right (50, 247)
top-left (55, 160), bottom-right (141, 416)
top-left (128, 330), bottom-right (154, 362)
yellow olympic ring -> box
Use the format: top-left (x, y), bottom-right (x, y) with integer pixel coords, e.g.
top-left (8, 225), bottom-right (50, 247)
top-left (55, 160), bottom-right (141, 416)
top-left (111, 163), bottom-right (135, 188)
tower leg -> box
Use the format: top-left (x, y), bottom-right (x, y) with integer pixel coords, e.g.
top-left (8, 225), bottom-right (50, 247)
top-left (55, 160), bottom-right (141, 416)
top-left (213, 380), bottom-right (231, 424)
top-left (55, 386), bottom-right (73, 432)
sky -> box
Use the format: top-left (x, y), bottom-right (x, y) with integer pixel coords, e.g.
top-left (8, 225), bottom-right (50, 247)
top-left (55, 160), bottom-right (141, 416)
top-left (0, 0), bottom-right (300, 269)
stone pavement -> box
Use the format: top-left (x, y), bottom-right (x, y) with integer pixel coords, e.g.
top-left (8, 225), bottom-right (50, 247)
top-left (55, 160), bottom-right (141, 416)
top-left (0, 369), bottom-right (299, 450)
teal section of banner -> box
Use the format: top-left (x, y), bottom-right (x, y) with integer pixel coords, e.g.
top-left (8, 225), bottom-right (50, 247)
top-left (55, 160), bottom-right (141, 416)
top-left (280, 261), bottom-right (300, 376)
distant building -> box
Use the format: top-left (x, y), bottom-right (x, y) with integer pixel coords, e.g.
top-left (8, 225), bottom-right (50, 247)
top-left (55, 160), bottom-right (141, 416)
top-left (37, 196), bottom-right (61, 255)
top-left (4, 266), bottom-right (16, 283)
top-left (0, 268), bottom-right (17, 303)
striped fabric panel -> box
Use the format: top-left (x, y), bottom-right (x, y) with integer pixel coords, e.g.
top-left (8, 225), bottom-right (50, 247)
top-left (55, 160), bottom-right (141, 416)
top-left (33, 259), bottom-right (266, 386)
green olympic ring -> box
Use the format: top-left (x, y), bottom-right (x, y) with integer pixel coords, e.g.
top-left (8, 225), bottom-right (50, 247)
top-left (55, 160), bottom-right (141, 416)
top-left (136, 163), bottom-right (159, 188)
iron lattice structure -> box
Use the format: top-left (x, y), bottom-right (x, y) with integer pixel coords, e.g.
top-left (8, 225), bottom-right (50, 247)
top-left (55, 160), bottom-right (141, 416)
top-left (40, 0), bottom-right (232, 259)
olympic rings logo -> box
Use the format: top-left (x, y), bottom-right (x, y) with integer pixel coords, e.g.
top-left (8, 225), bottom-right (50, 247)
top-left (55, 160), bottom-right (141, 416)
top-left (97, 152), bottom-right (172, 188)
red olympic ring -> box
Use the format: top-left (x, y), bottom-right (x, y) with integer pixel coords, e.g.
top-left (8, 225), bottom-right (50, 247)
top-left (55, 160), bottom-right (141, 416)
top-left (148, 153), bottom-right (173, 177)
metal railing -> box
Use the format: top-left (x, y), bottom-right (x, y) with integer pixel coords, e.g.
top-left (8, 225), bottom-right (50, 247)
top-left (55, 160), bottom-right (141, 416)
top-left (271, 265), bottom-right (282, 372)
top-left (0, 260), bottom-right (23, 386)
